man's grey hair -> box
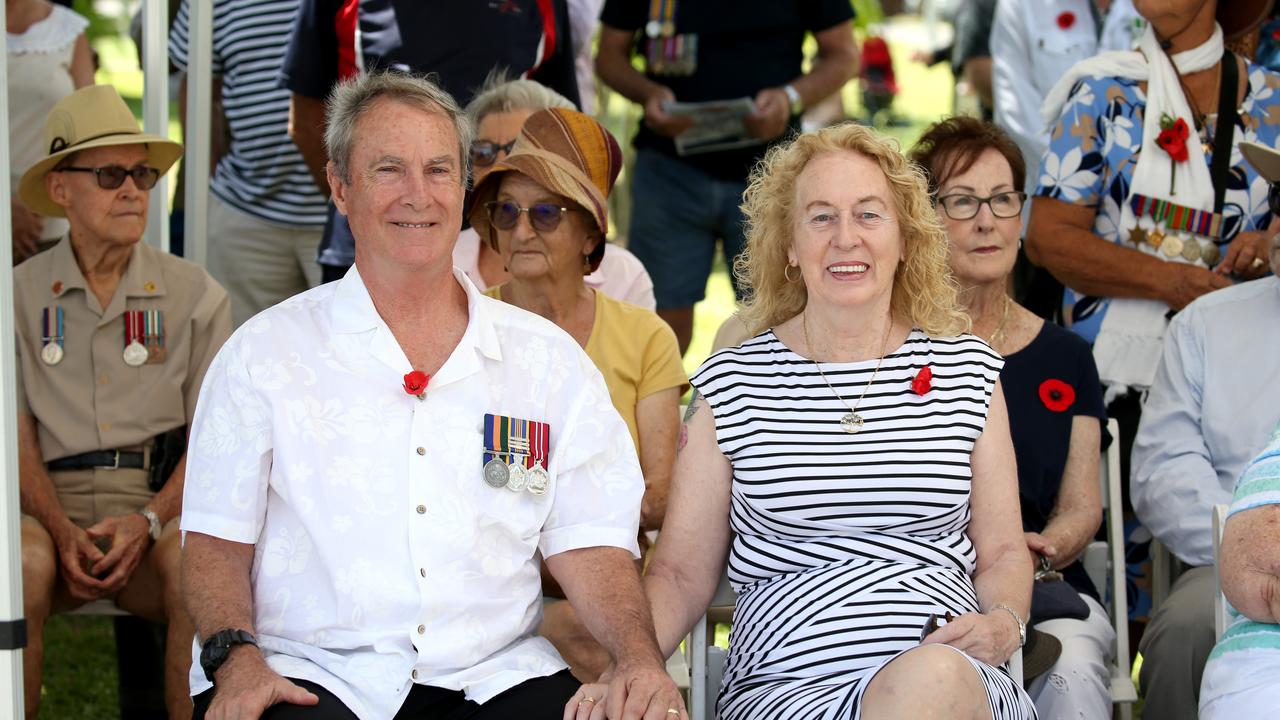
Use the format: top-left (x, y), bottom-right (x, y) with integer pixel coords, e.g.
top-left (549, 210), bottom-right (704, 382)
top-left (325, 71), bottom-right (475, 187)
top-left (464, 69), bottom-right (576, 124)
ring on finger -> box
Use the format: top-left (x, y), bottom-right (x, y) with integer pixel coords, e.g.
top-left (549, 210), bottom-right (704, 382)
top-left (1251, 257), bottom-right (1266, 270)
top-left (579, 696), bottom-right (596, 705)
top-left (667, 710), bottom-right (680, 716)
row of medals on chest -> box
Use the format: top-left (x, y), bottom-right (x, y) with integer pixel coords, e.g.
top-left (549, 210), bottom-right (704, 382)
top-left (482, 435), bottom-right (549, 495)
top-left (1127, 224), bottom-right (1221, 265)
top-left (41, 320), bottom-right (157, 367)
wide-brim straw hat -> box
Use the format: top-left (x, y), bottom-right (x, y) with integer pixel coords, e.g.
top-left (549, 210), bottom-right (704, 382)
top-left (19, 84), bottom-right (184, 217)
top-left (469, 107), bottom-right (623, 272)
top-left (1219, 0), bottom-right (1274, 41)
top-left (1241, 140), bottom-right (1280, 182)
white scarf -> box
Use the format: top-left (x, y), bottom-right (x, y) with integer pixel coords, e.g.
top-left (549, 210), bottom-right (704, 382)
top-left (1041, 25), bottom-right (1226, 401)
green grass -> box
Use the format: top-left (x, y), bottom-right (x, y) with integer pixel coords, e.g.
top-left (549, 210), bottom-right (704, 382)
top-left (38, 615), bottom-right (119, 718)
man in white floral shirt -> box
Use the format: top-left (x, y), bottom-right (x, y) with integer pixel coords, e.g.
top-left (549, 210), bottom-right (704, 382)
top-left (181, 71), bottom-right (686, 720)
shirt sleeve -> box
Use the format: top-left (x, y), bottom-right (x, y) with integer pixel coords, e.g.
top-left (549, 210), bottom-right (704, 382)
top-left (280, 0), bottom-right (339, 98)
top-left (539, 353), bottom-right (644, 559)
top-left (14, 330), bottom-right (29, 417)
top-left (951, 0), bottom-right (993, 69)
top-left (1229, 423), bottom-right (1280, 518)
top-left (1034, 76), bottom-right (1109, 206)
top-left (1131, 307), bottom-right (1230, 566)
top-left (181, 333), bottom-right (274, 544)
top-left (802, 0), bottom-right (856, 32)
top-left (635, 316), bottom-right (686, 401)
top-left (599, 0), bottom-right (645, 32)
top-left (182, 277), bottom-right (232, 428)
top-left (168, 0), bottom-right (191, 72)
top-left (1071, 334), bottom-right (1107, 422)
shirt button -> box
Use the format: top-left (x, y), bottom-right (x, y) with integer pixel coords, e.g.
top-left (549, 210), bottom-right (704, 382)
top-left (419, 568), bottom-right (426, 578)
top-left (100, 423), bottom-right (111, 432)
top-left (416, 447), bottom-right (425, 456)
top-left (411, 669), bottom-right (418, 680)
top-left (417, 624), bottom-right (425, 635)
top-left (98, 374), bottom-right (108, 385)
top-left (416, 505), bottom-right (426, 514)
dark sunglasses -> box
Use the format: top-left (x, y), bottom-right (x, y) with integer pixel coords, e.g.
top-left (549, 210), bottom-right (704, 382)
top-left (1269, 182), bottom-right (1280, 217)
top-left (470, 139), bottom-right (517, 167)
top-left (56, 164), bottom-right (161, 191)
top-left (935, 191), bottom-right (1027, 220)
top-left (484, 200), bottom-right (582, 233)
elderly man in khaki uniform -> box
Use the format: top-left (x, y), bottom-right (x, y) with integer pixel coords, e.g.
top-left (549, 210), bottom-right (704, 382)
top-left (12, 84), bottom-right (231, 719)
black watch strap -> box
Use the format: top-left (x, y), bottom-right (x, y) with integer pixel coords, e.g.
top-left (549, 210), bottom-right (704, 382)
top-left (200, 628), bottom-right (257, 683)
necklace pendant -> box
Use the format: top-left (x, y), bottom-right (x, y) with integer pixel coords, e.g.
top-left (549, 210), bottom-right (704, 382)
top-left (840, 413), bottom-right (865, 433)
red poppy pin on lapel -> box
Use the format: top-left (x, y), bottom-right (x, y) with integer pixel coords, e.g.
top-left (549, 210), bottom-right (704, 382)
top-left (403, 370), bottom-right (429, 401)
top-left (1039, 379), bottom-right (1076, 412)
top-left (1057, 11), bottom-right (1075, 29)
top-left (912, 366), bottom-right (933, 396)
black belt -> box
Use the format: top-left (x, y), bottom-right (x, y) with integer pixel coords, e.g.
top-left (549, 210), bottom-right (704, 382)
top-left (48, 450), bottom-right (146, 471)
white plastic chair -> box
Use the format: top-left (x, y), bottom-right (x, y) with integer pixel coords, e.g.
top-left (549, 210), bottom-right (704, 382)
top-left (1081, 418), bottom-right (1139, 719)
top-left (1211, 503), bottom-right (1230, 641)
top-left (686, 573), bottom-right (735, 720)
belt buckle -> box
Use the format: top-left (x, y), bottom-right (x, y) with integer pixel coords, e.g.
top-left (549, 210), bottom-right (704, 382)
top-left (106, 450), bottom-right (120, 470)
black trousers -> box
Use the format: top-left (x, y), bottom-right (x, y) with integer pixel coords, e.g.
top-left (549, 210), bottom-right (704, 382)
top-left (194, 670), bottom-right (579, 720)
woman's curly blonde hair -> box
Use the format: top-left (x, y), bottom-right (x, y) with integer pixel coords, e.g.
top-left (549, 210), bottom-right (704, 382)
top-left (735, 122), bottom-right (970, 338)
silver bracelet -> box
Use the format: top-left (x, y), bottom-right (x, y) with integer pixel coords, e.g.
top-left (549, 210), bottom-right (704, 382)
top-left (991, 603), bottom-right (1027, 648)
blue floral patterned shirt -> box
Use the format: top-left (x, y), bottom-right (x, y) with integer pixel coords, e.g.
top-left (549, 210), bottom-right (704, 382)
top-left (1035, 64), bottom-right (1280, 342)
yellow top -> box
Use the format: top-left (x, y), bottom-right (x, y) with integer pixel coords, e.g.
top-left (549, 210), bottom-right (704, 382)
top-left (485, 286), bottom-right (686, 448)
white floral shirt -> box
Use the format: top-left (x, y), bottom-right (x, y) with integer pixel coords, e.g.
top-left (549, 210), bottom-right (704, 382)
top-left (182, 267), bottom-right (643, 718)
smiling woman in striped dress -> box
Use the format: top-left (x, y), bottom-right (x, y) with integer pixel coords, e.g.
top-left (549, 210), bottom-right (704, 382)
top-left (567, 123), bottom-right (1037, 720)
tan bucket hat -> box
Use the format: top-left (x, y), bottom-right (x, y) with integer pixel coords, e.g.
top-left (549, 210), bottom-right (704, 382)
top-left (469, 107), bottom-right (623, 273)
top-left (19, 84), bottom-right (184, 217)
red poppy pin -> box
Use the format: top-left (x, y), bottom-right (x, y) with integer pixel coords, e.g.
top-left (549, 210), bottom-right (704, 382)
top-left (1056, 11), bottom-right (1075, 29)
top-left (912, 366), bottom-right (933, 396)
top-left (1039, 379), bottom-right (1076, 413)
top-left (403, 370), bottom-right (429, 400)
top-left (1156, 113), bottom-right (1191, 195)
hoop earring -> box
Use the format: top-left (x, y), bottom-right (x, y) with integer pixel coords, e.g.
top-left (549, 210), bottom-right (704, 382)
top-left (784, 264), bottom-right (801, 283)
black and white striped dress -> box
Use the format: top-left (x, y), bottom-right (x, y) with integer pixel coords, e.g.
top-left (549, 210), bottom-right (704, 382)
top-left (691, 329), bottom-right (1036, 720)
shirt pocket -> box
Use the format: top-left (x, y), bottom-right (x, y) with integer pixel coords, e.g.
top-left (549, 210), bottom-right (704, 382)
top-left (1030, 24), bottom-right (1096, 96)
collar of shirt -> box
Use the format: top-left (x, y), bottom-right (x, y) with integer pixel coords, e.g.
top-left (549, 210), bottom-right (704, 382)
top-left (329, 264), bottom-right (502, 387)
top-left (47, 236), bottom-right (168, 321)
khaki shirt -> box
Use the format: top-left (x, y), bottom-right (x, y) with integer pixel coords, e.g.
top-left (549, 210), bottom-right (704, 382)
top-left (14, 237), bottom-right (231, 461)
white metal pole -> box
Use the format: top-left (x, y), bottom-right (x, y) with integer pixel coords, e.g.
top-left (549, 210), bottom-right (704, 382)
top-left (0, 0), bottom-right (29, 712)
top-left (143, 0), bottom-right (170, 252)
top-left (183, 0), bottom-right (213, 268)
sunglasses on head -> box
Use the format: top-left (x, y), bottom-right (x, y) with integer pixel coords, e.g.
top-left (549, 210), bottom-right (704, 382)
top-left (484, 200), bottom-right (584, 233)
top-left (470, 139), bottom-right (517, 167)
top-left (56, 164), bottom-right (161, 191)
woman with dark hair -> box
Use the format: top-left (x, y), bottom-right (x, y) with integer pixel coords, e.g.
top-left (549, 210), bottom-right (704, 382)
top-left (913, 116), bottom-right (1113, 720)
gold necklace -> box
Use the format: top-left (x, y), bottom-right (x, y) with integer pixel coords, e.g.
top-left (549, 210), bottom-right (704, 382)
top-left (803, 313), bottom-right (893, 434)
top-left (991, 295), bottom-right (1011, 350)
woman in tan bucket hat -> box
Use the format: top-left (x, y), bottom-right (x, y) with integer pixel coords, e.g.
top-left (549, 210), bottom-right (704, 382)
top-left (469, 107), bottom-right (687, 683)
top-left (12, 83), bottom-right (229, 718)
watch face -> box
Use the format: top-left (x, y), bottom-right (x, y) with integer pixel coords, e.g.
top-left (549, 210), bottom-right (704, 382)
top-left (200, 642), bottom-right (229, 680)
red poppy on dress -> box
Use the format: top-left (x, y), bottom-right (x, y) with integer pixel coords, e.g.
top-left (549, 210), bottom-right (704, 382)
top-left (912, 366), bottom-right (933, 396)
top-left (1056, 11), bottom-right (1075, 29)
top-left (1039, 379), bottom-right (1076, 413)
top-left (403, 370), bottom-right (429, 400)
top-left (1157, 113), bottom-right (1191, 193)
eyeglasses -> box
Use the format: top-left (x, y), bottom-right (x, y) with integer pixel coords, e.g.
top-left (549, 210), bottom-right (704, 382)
top-left (935, 191), bottom-right (1027, 220)
top-left (470, 139), bottom-right (517, 167)
top-left (1268, 182), bottom-right (1280, 217)
top-left (484, 200), bottom-right (582, 232)
top-left (56, 165), bottom-right (161, 191)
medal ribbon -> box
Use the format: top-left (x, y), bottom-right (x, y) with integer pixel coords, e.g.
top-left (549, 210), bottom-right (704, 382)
top-left (144, 309), bottom-right (164, 348)
top-left (1130, 193), bottom-right (1223, 239)
top-left (528, 420), bottom-right (550, 469)
top-left (41, 306), bottom-right (64, 346)
top-left (123, 310), bottom-right (144, 349)
top-left (484, 413), bottom-right (514, 465)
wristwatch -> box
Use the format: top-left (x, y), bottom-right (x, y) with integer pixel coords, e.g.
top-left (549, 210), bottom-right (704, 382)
top-left (137, 508), bottom-right (162, 542)
top-left (783, 83), bottom-right (804, 116)
top-left (200, 629), bottom-right (257, 683)
top-left (993, 603), bottom-right (1027, 648)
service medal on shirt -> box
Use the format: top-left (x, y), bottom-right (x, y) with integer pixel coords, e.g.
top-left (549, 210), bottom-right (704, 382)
top-left (1159, 234), bottom-right (1184, 258)
top-left (1202, 242), bottom-right (1221, 266)
top-left (123, 341), bottom-right (148, 367)
top-left (526, 463), bottom-right (549, 495)
top-left (1180, 237), bottom-right (1202, 262)
top-left (483, 457), bottom-right (510, 488)
top-left (41, 342), bottom-right (63, 366)
top-left (506, 462), bottom-right (529, 492)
